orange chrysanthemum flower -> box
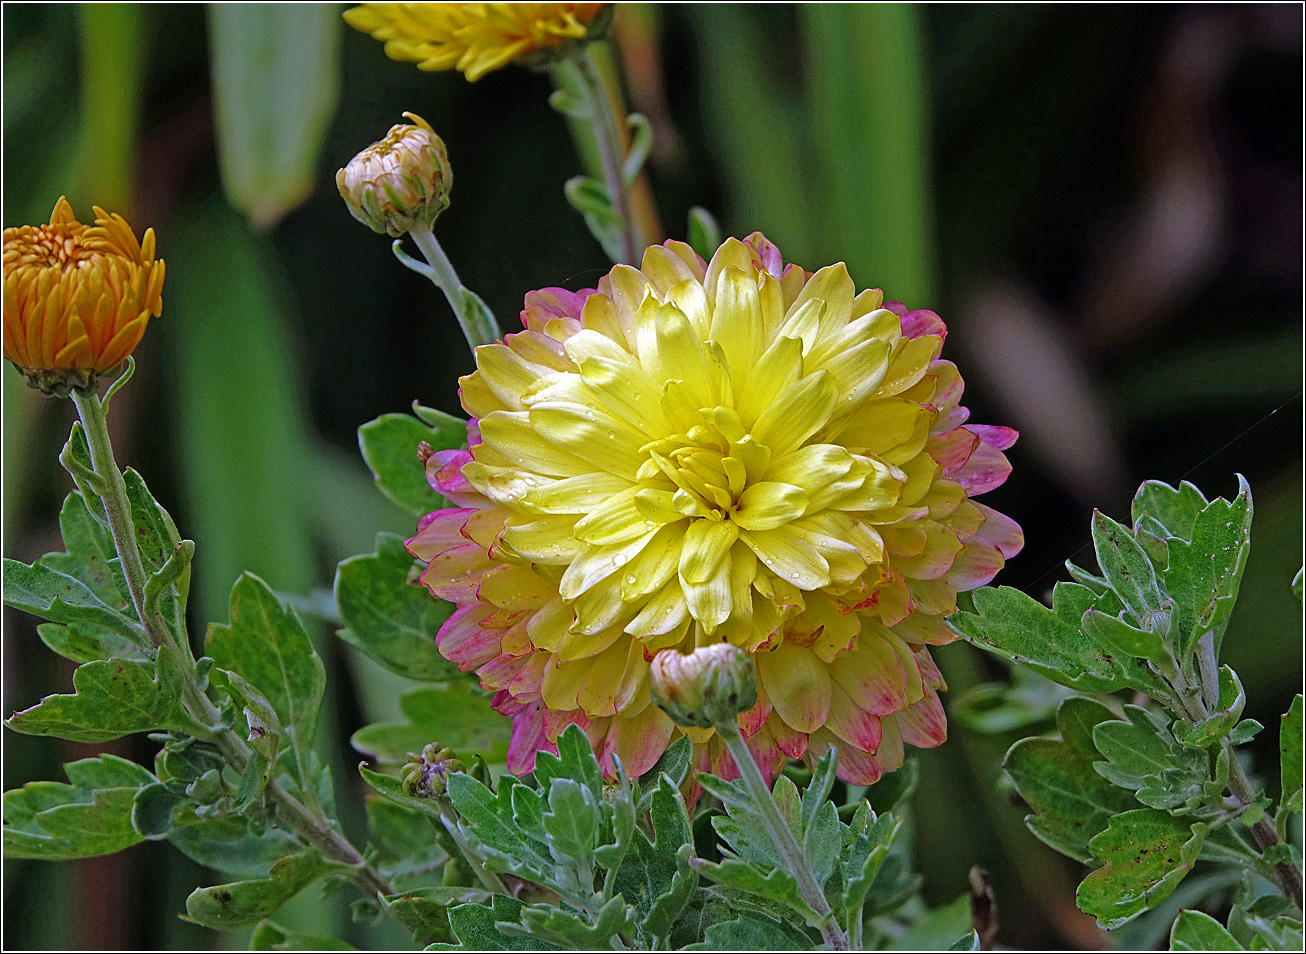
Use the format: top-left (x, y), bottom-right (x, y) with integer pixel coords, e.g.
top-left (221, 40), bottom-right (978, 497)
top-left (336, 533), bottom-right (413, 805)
top-left (344, 3), bottom-right (607, 81)
top-left (408, 234), bottom-right (1022, 788)
top-left (3, 197), bottom-right (164, 392)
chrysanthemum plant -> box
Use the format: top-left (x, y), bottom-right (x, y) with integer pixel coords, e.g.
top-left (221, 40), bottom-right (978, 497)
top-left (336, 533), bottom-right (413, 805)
top-left (3, 5), bottom-right (1301, 952)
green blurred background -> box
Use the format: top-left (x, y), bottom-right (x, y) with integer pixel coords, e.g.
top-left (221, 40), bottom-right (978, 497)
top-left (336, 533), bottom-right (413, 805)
top-left (3, 3), bottom-right (1301, 949)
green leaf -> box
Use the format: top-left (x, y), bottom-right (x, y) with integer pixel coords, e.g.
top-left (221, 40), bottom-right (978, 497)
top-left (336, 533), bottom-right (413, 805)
top-left (1081, 607), bottom-right (1168, 663)
top-left (130, 781), bottom-right (183, 840)
top-left (841, 801), bottom-right (903, 917)
top-left (3, 557), bottom-right (144, 643)
top-left (215, 668), bottom-right (283, 762)
top-left (358, 766), bottom-right (444, 826)
top-left (438, 895), bottom-right (566, 951)
top-left (365, 797), bottom-right (446, 869)
top-left (37, 621), bottom-right (143, 664)
top-left (951, 668), bottom-right (1072, 734)
top-left (206, 573), bottom-right (325, 788)
top-left (533, 723), bottom-right (604, 799)
top-left (563, 175), bottom-right (626, 262)
top-left (168, 809), bottom-right (302, 879)
top-left (1133, 480), bottom-right (1209, 541)
top-left (443, 773), bottom-right (554, 885)
top-left (1174, 667), bottom-right (1246, 749)
top-left (1228, 720), bottom-right (1263, 746)
top-left (3, 755), bottom-right (154, 860)
top-left (950, 583), bottom-right (1164, 693)
top-left (349, 683), bottom-right (509, 763)
top-left (1164, 476), bottom-right (1253, 657)
top-left (1003, 696), bottom-right (1137, 862)
top-left (250, 919), bottom-right (357, 950)
top-left (5, 648), bottom-right (195, 743)
top-left (613, 775), bottom-right (697, 942)
top-left (1092, 706), bottom-right (1208, 813)
top-left (801, 747), bottom-right (837, 833)
top-left (358, 413), bottom-right (464, 517)
top-left (335, 533), bottom-right (455, 682)
top-left (891, 894), bottom-right (973, 951)
top-left (947, 930), bottom-right (982, 951)
top-left (1066, 560), bottom-right (1111, 594)
top-left (690, 857), bottom-right (818, 924)
top-left (1092, 510), bottom-right (1167, 625)
top-left (1077, 809), bottom-right (1206, 929)
top-left (1281, 694), bottom-right (1303, 814)
top-left (1171, 910), bottom-right (1244, 951)
top-left (40, 491), bottom-right (131, 608)
top-left (540, 778), bottom-right (599, 865)
top-left (185, 848), bottom-right (340, 929)
top-left (511, 896), bottom-right (637, 949)
top-left (687, 207), bottom-right (722, 261)
top-left (208, 4), bottom-right (341, 228)
top-left (683, 911), bottom-right (808, 951)
top-left (378, 887), bottom-right (491, 946)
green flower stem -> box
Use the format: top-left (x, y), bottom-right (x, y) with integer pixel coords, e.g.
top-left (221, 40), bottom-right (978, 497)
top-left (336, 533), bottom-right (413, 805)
top-left (69, 384), bottom-right (395, 903)
top-left (554, 50), bottom-right (640, 265)
top-left (715, 720), bottom-right (849, 950)
top-left (406, 222), bottom-right (500, 350)
top-left (70, 386), bottom-right (172, 652)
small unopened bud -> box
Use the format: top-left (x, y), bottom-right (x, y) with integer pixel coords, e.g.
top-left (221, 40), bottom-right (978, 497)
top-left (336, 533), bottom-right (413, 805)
top-left (401, 742), bottom-right (463, 798)
top-left (337, 113), bottom-right (452, 238)
top-left (649, 644), bottom-right (757, 728)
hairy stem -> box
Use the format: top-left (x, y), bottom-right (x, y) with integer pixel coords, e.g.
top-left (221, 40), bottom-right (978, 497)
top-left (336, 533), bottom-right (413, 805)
top-left (716, 721), bottom-right (849, 950)
top-left (406, 222), bottom-right (500, 350)
top-left (1223, 737), bottom-right (1303, 910)
top-left (552, 50), bottom-right (640, 265)
top-left (70, 384), bottom-right (394, 901)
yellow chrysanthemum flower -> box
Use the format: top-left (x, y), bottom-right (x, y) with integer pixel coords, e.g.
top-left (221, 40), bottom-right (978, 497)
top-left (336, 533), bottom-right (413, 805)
top-left (344, 3), bottom-right (607, 81)
top-left (409, 234), bottom-right (1022, 788)
top-left (3, 197), bottom-right (164, 393)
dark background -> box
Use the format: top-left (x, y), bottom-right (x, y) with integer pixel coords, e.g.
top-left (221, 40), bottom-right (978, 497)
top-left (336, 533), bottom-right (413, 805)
top-left (3, 4), bottom-right (1302, 949)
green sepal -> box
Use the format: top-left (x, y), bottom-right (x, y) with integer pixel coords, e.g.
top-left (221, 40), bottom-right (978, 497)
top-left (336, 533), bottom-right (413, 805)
top-left (358, 411), bottom-right (465, 516)
top-left (1077, 809), bottom-right (1206, 929)
top-left (184, 848), bottom-right (345, 928)
top-left (335, 532), bottom-right (457, 681)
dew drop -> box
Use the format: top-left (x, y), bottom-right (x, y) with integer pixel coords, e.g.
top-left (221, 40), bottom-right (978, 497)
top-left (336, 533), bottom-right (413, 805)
top-left (625, 574), bottom-right (637, 584)
top-left (607, 431), bottom-right (616, 439)
top-left (614, 553), bottom-right (629, 566)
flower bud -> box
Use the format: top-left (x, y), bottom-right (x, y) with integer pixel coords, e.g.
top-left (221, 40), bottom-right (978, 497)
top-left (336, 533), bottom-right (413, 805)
top-left (649, 644), bottom-right (758, 728)
top-left (3, 197), bottom-right (165, 396)
top-left (336, 113), bottom-right (452, 238)
top-left (401, 742), bottom-right (464, 798)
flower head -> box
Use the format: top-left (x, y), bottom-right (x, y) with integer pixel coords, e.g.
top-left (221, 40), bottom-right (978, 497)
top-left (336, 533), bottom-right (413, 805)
top-left (3, 197), bottom-right (165, 395)
top-left (408, 234), bottom-right (1023, 789)
top-left (344, 3), bottom-right (608, 81)
top-left (337, 113), bottom-right (453, 238)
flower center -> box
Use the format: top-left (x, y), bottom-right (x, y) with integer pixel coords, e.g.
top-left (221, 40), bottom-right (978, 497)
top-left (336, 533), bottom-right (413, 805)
top-left (637, 405), bottom-right (772, 523)
top-left (10, 226), bottom-right (94, 270)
